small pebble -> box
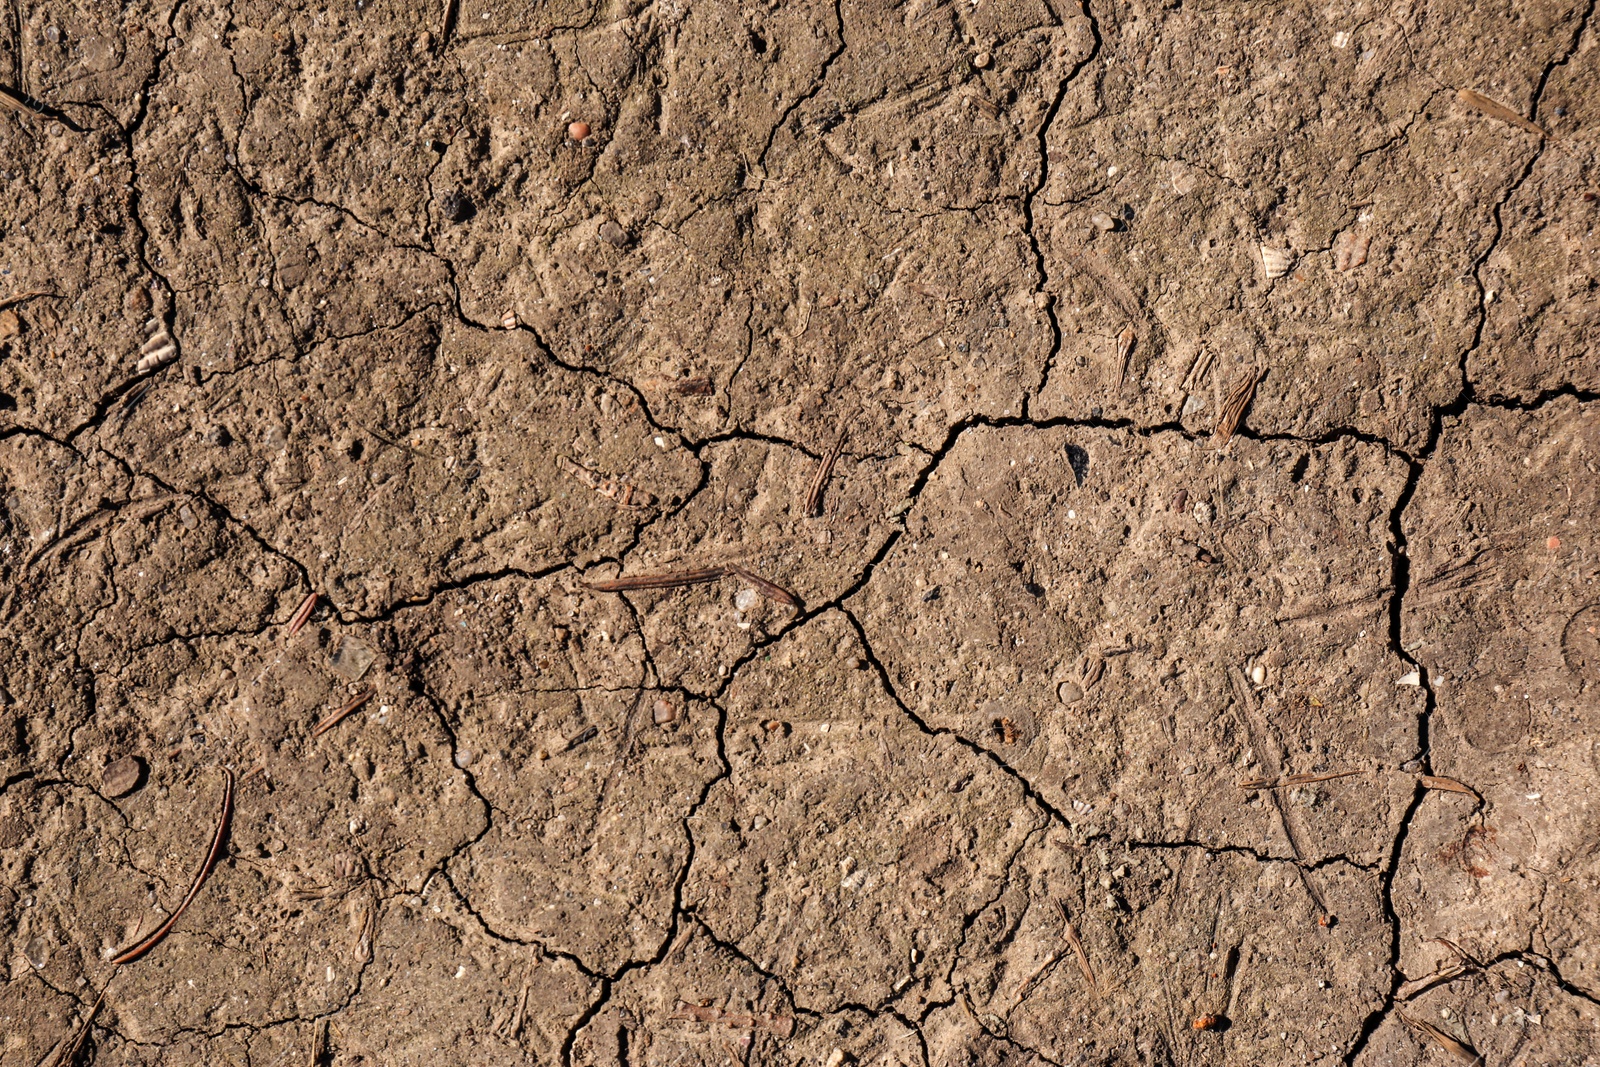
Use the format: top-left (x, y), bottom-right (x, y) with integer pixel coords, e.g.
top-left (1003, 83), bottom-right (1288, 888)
top-left (1057, 680), bottom-right (1083, 704)
top-left (1250, 664), bottom-right (1266, 685)
top-left (735, 587), bottom-right (759, 612)
top-left (454, 749), bottom-right (475, 768)
top-left (102, 755), bottom-right (144, 797)
top-left (652, 698), bottom-right (677, 725)
top-left (972, 52), bottom-right (991, 69)
top-left (1547, 536), bottom-right (1561, 550)
top-left (568, 121), bottom-right (591, 140)
top-left (1090, 212), bottom-right (1116, 232)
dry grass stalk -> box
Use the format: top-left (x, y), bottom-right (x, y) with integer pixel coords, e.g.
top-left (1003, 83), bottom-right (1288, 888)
top-left (1458, 88), bottom-right (1546, 137)
top-left (1399, 1010), bottom-right (1483, 1064)
top-left (287, 592), bottom-right (319, 637)
top-left (1238, 770), bottom-right (1362, 790)
top-left (1421, 775), bottom-right (1480, 799)
top-left (41, 987), bottom-right (106, 1067)
top-left (726, 565), bottom-right (801, 609)
top-left (804, 429), bottom-right (847, 517)
top-left (313, 690), bottom-right (374, 738)
top-left (1115, 325), bottom-right (1137, 390)
top-left (1213, 368), bottom-right (1264, 445)
top-left (584, 567), bottom-right (728, 592)
top-left (112, 768), bottom-right (234, 965)
top-left (0, 84), bottom-right (44, 115)
top-left (1055, 900), bottom-right (1098, 997)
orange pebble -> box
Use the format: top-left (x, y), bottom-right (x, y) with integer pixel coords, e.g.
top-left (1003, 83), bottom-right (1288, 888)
top-left (568, 121), bottom-right (591, 140)
top-left (1548, 536), bottom-right (1562, 550)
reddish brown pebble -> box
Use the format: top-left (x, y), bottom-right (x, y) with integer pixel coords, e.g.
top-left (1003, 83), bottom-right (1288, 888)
top-left (568, 121), bottom-right (590, 140)
top-left (1548, 536), bottom-right (1562, 550)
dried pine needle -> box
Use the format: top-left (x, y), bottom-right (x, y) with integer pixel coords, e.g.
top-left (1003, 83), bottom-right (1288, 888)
top-left (1399, 1010), bottom-right (1483, 1065)
top-left (111, 768), bottom-right (234, 965)
top-left (41, 987), bottom-right (105, 1067)
top-left (1055, 900), bottom-right (1098, 997)
top-left (726, 565), bottom-right (801, 609)
top-left (1238, 770), bottom-right (1362, 790)
top-left (804, 429), bottom-right (847, 517)
top-left (1421, 774), bottom-right (1480, 799)
top-left (1457, 88), bottom-right (1546, 138)
top-left (313, 690), bottom-right (375, 738)
top-left (0, 84), bottom-right (44, 116)
top-left (583, 567), bottom-right (728, 592)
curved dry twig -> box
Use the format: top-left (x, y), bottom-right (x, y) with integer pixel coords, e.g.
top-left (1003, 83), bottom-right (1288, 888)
top-left (111, 768), bottom-right (234, 966)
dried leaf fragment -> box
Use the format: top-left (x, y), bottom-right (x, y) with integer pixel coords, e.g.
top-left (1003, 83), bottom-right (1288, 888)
top-left (1458, 88), bottom-right (1546, 137)
top-left (1213, 368), bottom-right (1264, 445)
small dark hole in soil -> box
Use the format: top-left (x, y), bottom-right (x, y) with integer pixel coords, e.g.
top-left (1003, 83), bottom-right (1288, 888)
top-left (348, 439), bottom-right (364, 460)
top-left (1289, 453), bottom-right (1309, 482)
top-left (441, 189), bottom-right (475, 223)
top-left (749, 30), bottom-right (767, 54)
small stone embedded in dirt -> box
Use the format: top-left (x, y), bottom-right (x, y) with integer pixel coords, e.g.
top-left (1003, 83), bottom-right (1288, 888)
top-left (24, 936), bottom-right (49, 969)
top-left (568, 120), bottom-right (590, 140)
top-left (101, 755), bottom-right (144, 797)
top-left (652, 698), bottom-right (677, 725)
top-left (1057, 680), bottom-right (1083, 704)
top-left (440, 189), bottom-right (475, 223)
top-left (599, 220), bottom-right (629, 248)
top-left (328, 634), bottom-right (377, 682)
top-left (734, 587), bottom-right (758, 612)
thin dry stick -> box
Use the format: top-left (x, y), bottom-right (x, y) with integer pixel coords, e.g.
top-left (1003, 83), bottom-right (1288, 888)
top-left (287, 592), bottom-right (319, 637)
top-left (1238, 770), bottom-right (1363, 790)
top-left (584, 567), bottom-right (728, 592)
top-left (41, 987), bottom-right (106, 1067)
top-left (1457, 88), bottom-right (1546, 137)
top-left (804, 430), bottom-right (847, 517)
top-left (726, 565), bottom-right (801, 609)
top-left (1213, 368), bottom-right (1264, 445)
top-left (111, 768), bottom-right (235, 965)
top-left (1055, 900), bottom-right (1098, 997)
top-left (1399, 1010), bottom-right (1483, 1065)
top-left (1421, 775), bottom-right (1480, 799)
top-left (313, 690), bottom-right (375, 738)
top-left (0, 288), bottom-right (55, 312)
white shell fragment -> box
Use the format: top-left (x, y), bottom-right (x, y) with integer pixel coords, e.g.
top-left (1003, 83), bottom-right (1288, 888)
top-left (1260, 244), bottom-right (1295, 280)
top-left (1397, 670), bottom-right (1421, 686)
top-left (501, 308), bottom-right (518, 329)
top-left (135, 318), bottom-right (176, 373)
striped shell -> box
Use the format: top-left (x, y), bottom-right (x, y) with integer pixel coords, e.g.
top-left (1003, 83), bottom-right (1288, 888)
top-left (1260, 245), bottom-right (1294, 280)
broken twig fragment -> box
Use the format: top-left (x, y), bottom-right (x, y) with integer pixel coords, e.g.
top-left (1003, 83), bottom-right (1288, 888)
top-left (804, 429), bottom-right (847, 517)
top-left (41, 987), bottom-right (105, 1067)
top-left (313, 690), bottom-right (375, 738)
top-left (1213, 368), bottom-right (1264, 446)
top-left (1457, 88), bottom-right (1546, 138)
top-left (1420, 774), bottom-right (1480, 800)
top-left (111, 768), bottom-right (234, 965)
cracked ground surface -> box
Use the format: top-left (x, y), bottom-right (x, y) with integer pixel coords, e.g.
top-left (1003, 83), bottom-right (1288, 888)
top-left (2, 0), bottom-right (1599, 1064)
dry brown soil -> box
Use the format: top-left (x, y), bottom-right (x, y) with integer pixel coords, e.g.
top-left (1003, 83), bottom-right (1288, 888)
top-left (2, 1), bottom-right (1600, 1065)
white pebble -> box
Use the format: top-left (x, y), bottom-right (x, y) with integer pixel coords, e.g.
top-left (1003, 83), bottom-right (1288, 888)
top-left (454, 749), bottom-right (475, 768)
top-left (735, 587), bottom-right (758, 612)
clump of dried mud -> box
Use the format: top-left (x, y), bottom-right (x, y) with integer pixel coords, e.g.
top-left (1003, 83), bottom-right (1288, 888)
top-left (2, 1), bottom-right (1598, 1065)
